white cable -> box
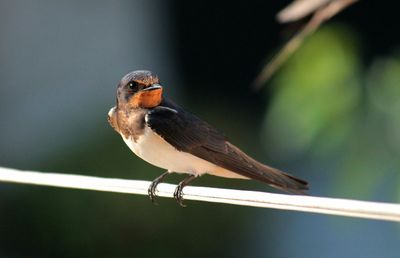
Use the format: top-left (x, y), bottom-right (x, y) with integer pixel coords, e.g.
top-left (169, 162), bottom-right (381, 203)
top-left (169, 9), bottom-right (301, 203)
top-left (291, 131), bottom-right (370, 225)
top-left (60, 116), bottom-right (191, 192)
top-left (0, 166), bottom-right (399, 222)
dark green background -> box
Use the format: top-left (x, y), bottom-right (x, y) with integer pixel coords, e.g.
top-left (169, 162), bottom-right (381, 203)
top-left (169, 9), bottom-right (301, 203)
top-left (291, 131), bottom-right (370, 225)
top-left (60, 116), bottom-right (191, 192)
top-left (1, 1), bottom-right (400, 257)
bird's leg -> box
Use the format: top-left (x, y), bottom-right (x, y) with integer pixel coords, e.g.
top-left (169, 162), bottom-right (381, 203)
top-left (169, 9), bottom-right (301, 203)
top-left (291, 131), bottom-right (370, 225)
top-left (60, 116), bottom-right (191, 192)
top-left (174, 175), bottom-right (196, 207)
top-left (148, 171), bottom-right (170, 203)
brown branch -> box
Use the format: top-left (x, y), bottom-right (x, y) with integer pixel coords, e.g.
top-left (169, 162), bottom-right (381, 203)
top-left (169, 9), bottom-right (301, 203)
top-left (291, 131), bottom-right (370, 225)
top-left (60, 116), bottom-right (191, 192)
top-left (253, 0), bottom-right (358, 90)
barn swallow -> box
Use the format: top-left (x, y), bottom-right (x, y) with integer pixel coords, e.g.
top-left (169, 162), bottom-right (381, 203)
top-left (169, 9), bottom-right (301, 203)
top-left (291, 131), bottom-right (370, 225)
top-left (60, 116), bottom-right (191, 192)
top-left (108, 70), bottom-right (308, 206)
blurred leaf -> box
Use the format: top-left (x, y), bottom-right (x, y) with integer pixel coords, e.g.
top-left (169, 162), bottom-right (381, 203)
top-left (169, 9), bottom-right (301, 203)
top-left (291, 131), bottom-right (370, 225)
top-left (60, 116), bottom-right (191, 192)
top-left (262, 24), bottom-right (361, 159)
top-left (334, 53), bottom-right (400, 198)
top-left (367, 55), bottom-right (400, 156)
top-left (336, 135), bottom-right (396, 199)
top-left (367, 55), bottom-right (400, 114)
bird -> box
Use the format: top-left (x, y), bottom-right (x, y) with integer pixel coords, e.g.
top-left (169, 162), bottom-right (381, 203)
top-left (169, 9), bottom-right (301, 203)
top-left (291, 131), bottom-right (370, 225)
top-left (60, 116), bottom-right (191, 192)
top-left (108, 70), bottom-right (308, 206)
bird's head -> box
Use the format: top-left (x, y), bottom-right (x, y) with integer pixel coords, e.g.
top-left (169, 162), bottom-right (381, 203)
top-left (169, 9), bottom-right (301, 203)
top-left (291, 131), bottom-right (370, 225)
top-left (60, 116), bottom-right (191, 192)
top-left (116, 70), bottom-right (163, 109)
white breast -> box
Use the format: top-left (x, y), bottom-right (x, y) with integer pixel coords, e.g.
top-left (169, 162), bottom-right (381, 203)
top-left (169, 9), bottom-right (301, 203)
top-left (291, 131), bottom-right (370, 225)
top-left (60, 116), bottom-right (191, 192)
top-left (121, 125), bottom-right (246, 179)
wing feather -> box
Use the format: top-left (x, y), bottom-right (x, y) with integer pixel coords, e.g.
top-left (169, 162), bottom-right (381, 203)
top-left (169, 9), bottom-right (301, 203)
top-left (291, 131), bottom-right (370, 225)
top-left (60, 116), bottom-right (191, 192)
top-left (146, 98), bottom-right (308, 193)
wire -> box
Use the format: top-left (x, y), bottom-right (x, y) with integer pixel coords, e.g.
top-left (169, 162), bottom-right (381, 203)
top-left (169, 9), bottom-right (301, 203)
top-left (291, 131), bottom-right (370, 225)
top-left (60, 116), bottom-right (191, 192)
top-left (1, 166), bottom-right (399, 222)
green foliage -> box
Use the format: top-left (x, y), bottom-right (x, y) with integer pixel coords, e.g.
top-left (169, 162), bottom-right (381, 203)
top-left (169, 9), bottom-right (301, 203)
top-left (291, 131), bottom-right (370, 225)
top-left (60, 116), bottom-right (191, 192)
top-left (263, 25), bottom-right (361, 157)
top-left (262, 24), bottom-right (400, 199)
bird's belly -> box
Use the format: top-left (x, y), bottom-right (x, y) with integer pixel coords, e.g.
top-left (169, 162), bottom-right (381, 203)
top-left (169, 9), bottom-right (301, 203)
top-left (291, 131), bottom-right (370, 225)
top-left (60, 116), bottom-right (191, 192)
top-left (122, 126), bottom-right (220, 176)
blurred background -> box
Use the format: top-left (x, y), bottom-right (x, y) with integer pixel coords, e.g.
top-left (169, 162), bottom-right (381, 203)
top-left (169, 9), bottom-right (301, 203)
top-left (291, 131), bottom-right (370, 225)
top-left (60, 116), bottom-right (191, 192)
top-left (1, 0), bottom-right (400, 257)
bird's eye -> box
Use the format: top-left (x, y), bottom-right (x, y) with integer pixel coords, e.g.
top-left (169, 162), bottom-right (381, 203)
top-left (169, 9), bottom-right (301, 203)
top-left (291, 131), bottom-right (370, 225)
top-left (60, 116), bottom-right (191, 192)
top-left (127, 81), bottom-right (139, 91)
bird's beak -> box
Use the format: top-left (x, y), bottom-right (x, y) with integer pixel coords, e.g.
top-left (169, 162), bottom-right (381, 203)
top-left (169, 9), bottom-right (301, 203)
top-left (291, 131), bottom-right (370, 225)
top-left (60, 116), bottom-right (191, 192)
top-left (142, 84), bottom-right (162, 91)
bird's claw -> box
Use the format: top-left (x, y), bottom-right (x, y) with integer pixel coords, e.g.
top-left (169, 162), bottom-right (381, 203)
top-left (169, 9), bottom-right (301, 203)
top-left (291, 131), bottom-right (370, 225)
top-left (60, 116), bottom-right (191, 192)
top-left (147, 171), bottom-right (170, 205)
top-left (173, 183), bottom-right (187, 207)
top-left (148, 173), bottom-right (195, 207)
top-left (148, 181), bottom-right (158, 204)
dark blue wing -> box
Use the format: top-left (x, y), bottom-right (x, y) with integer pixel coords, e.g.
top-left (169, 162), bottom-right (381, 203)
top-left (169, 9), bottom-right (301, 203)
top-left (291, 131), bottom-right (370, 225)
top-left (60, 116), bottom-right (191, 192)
top-left (146, 98), bottom-right (308, 193)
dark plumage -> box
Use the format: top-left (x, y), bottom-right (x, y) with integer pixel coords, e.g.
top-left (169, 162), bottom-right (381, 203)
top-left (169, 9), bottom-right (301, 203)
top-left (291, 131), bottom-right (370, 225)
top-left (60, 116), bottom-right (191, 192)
top-left (109, 70), bottom-right (309, 206)
top-left (147, 98), bottom-right (308, 194)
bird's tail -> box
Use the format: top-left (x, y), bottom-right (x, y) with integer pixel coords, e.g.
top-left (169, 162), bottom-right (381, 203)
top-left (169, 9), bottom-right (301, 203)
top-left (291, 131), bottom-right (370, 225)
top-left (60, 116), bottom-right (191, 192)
top-left (255, 164), bottom-right (309, 194)
top-left (214, 142), bottom-right (309, 194)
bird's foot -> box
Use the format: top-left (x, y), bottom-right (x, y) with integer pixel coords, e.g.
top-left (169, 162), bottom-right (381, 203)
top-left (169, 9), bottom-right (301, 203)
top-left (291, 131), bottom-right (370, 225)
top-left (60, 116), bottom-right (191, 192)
top-left (173, 175), bottom-right (196, 207)
top-left (148, 171), bottom-right (170, 204)
top-left (173, 183), bottom-right (186, 207)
